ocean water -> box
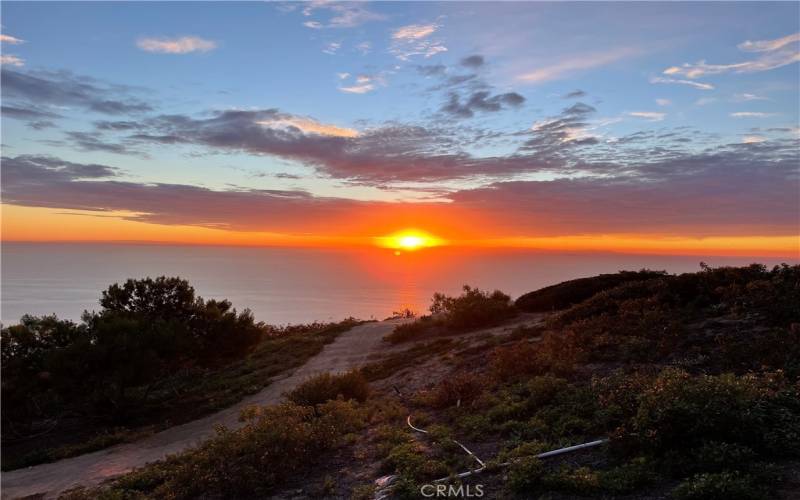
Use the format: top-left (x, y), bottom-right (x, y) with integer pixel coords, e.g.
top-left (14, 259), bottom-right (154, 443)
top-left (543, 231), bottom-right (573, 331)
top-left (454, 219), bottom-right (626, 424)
top-left (1, 243), bottom-right (794, 326)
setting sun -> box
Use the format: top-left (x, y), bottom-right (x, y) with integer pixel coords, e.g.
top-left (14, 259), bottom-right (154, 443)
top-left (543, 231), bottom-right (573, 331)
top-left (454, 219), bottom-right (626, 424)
top-left (375, 230), bottom-right (446, 251)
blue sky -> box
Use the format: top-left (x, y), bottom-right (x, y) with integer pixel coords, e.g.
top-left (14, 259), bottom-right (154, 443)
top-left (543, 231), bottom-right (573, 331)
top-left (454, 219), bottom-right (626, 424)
top-left (1, 1), bottom-right (798, 248)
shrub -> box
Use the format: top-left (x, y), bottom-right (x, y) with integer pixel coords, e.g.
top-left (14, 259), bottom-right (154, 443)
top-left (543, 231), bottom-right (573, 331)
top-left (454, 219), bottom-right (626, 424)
top-left (597, 457), bottom-right (659, 493)
top-left (507, 456), bottom-right (545, 493)
top-left (543, 466), bottom-right (600, 495)
top-left (384, 316), bottom-right (438, 344)
top-left (432, 285), bottom-right (516, 331)
top-left (515, 270), bottom-right (666, 312)
top-left (430, 372), bottom-right (485, 408)
top-left (628, 369), bottom-right (800, 458)
top-left (285, 370), bottom-right (370, 407)
top-left (671, 471), bottom-right (767, 500)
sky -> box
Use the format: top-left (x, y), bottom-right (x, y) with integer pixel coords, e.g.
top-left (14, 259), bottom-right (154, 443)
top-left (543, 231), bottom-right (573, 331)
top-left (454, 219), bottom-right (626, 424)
top-left (1, 1), bottom-right (799, 256)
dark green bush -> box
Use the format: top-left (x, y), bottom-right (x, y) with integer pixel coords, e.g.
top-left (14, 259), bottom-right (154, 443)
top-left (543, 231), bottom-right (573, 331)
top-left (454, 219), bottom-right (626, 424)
top-left (515, 270), bottom-right (666, 312)
top-left (285, 370), bottom-right (369, 407)
top-left (432, 285), bottom-right (516, 331)
top-left (671, 471), bottom-right (767, 500)
top-left (628, 369), bottom-right (800, 457)
top-left (384, 285), bottom-right (515, 343)
top-left (507, 456), bottom-right (545, 493)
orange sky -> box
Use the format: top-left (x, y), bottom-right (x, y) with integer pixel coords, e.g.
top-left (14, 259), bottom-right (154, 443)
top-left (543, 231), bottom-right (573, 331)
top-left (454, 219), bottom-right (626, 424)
top-left (4, 205), bottom-right (798, 258)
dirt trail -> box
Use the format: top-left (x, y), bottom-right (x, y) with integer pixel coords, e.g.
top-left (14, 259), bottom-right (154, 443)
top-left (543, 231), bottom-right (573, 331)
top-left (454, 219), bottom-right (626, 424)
top-left (2, 320), bottom-right (402, 500)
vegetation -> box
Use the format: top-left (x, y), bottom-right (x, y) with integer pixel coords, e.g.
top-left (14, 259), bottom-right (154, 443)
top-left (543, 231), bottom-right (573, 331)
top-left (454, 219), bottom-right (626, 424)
top-left (61, 399), bottom-right (368, 499)
top-left (285, 370), bottom-right (370, 407)
top-left (514, 269), bottom-right (666, 312)
top-left (383, 264), bottom-right (800, 498)
top-left (385, 285), bottom-right (516, 343)
top-left (1, 277), bottom-right (361, 469)
top-left (13, 264), bottom-right (800, 498)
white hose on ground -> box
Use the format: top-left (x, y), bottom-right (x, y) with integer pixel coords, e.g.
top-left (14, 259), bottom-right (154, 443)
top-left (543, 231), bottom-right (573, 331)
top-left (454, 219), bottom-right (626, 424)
top-left (374, 415), bottom-right (609, 497)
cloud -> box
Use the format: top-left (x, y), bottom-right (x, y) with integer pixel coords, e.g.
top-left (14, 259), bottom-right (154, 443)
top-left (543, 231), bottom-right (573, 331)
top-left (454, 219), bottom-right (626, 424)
top-left (730, 112), bottom-right (775, 118)
top-left (64, 131), bottom-right (146, 156)
top-left (650, 76), bottom-right (714, 90)
top-left (355, 41), bottom-right (371, 54)
top-left (655, 98), bottom-right (671, 107)
top-left (663, 32), bottom-right (800, 79)
top-left (734, 93), bottom-right (768, 102)
top-left (390, 23), bottom-right (447, 60)
top-left (2, 105), bottom-right (62, 121)
top-left (441, 90), bottom-right (525, 118)
top-left (563, 90), bottom-right (586, 99)
top-left (392, 23), bottom-right (438, 40)
top-left (1, 68), bottom-right (153, 115)
top-left (517, 47), bottom-right (640, 83)
top-left (323, 41), bottom-right (341, 55)
top-left (460, 55), bottom-right (484, 69)
top-left (417, 64), bottom-right (446, 77)
top-left (742, 135), bottom-right (766, 144)
top-left (1, 55), bottom-right (24, 66)
top-left (256, 115), bottom-right (359, 138)
top-left (738, 32), bottom-right (800, 52)
top-left (301, 2), bottom-right (385, 29)
top-left (0, 34), bottom-right (25, 44)
top-left (695, 97), bottom-right (717, 106)
top-left (336, 72), bottom-right (351, 80)
top-left (136, 36), bottom-right (217, 54)
top-left (4, 141), bottom-right (797, 238)
top-left (628, 111), bottom-right (666, 122)
top-left (338, 74), bottom-right (381, 94)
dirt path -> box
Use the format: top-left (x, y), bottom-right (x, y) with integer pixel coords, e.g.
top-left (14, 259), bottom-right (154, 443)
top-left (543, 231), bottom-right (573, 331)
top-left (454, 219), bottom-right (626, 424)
top-left (2, 320), bottom-right (402, 500)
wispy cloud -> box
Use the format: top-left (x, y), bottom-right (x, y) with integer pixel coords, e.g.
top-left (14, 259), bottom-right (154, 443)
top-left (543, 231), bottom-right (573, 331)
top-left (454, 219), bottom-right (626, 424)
top-left (322, 41), bottom-right (341, 55)
top-left (355, 41), bottom-right (371, 55)
top-left (137, 36), bottom-right (217, 54)
top-left (257, 116), bottom-right (359, 138)
top-left (730, 112), bottom-right (776, 118)
top-left (650, 76), bottom-right (714, 90)
top-left (742, 135), bottom-right (766, 143)
top-left (628, 111), bottom-right (666, 122)
top-left (0, 55), bottom-right (24, 67)
top-left (733, 93), bottom-right (768, 102)
top-left (739, 32), bottom-right (800, 52)
top-left (663, 32), bottom-right (800, 79)
top-left (301, 2), bottom-right (385, 29)
top-left (339, 74), bottom-right (378, 94)
top-left (655, 98), bottom-right (671, 107)
top-left (390, 23), bottom-right (447, 60)
top-left (393, 24), bottom-right (438, 40)
top-left (0, 34), bottom-right (25, 44)
top-left (517, 47), bottom-right (640, 83)
top-left (695, 97), bottom-right (717, 106)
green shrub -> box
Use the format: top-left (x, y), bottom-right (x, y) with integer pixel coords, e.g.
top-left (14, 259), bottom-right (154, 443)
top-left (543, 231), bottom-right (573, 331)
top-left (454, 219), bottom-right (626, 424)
top-left (597, 457), bottom-right (659, 493)
top-left (629, 369), bottom-right (800, 458)
top-left (671, 471), bottom-right (767, 500)
top-left (543, 465), bottom-right (600, 495)
top-left (432, 285), bottom-right (516, 331)
top-left (384, 316), bottom-right (438, 344)
top-left (383, 442), bottom-right (448, 481)
top-left (285, 370), bottom-right (369, 407)
top-left (507, 456), bottom-right (545, 493)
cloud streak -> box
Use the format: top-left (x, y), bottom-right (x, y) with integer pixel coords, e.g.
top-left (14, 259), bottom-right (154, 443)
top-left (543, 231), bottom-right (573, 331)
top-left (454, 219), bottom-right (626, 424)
top-left (137, 36), bottom-right (217, 54)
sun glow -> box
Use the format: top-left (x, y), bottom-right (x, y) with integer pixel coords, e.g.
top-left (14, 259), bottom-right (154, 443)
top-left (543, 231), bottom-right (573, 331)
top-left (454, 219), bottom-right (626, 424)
top-left (375, 230), bottom-right (446, 252)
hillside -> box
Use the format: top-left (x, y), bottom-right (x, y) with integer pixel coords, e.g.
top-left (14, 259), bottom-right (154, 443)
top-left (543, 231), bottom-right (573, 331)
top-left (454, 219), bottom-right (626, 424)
top-left (25, 264), bottom-right (800, 499)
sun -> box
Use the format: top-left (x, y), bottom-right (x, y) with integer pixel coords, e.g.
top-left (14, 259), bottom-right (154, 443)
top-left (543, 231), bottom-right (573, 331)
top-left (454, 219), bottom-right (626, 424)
top-left (375, 230), bottom-right (445, 252)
